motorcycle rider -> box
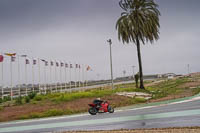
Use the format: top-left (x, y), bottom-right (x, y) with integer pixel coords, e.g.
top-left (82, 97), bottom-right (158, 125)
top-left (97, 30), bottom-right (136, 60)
top-left (93, 98), bottom-right (103, 108)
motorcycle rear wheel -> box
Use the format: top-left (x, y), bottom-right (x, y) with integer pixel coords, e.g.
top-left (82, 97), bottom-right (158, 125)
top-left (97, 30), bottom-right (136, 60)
top-left (88, 108), bottom-right (97, 115)
top-left (108, 106), bottom-right (114, 113)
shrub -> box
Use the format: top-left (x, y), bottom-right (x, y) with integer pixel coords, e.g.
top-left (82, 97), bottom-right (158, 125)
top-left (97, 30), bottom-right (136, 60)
top-left (25, 96), bottom-right (30, 103)
top-left (28, 92), bottom-right (37, 99)
top-left (3, 96), bottom-right (11, 102)
top-left (15, 96), bottom-right (23, 105)
top-left (33, 95), bottom-right (43, 101)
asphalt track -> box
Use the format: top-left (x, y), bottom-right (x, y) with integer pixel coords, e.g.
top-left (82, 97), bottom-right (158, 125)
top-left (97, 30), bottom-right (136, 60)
top-left (0, 94), bottom-right (200, 133)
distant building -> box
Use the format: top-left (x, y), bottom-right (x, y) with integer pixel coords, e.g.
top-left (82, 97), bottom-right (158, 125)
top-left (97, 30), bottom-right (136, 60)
top-left (158, 73), bottom-right (176, 79)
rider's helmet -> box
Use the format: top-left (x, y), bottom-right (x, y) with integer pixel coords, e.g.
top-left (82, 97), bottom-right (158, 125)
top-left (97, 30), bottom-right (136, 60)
top-left (96, 97), bottom-right (101, 100)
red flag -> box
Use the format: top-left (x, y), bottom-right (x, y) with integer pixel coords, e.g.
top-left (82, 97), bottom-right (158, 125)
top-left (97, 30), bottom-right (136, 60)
top-left (25, 59), bottom-right (29, 64)
top-left (0, 55), bottom-right (4, 62)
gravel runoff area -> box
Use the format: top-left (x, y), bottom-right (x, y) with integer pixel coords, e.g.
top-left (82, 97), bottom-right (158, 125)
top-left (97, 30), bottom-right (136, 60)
top-left (58, 127), bottom-right (200, 133)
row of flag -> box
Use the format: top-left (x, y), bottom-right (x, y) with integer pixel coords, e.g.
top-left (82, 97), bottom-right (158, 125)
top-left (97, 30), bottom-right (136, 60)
top-left (0, 53), bottom-right (92, 71)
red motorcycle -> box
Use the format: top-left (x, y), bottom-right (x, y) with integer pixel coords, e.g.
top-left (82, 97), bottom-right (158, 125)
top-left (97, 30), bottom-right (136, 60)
top-left (88, 100), bottom-right (114, 115)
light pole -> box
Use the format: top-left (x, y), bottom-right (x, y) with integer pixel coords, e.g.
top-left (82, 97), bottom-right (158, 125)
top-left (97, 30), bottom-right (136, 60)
top-left (107, 39), bottom-right (114, 89)
top-left (132, 66), bottom-right (135, 79)
top-left (187, 64), bottom-right (190, 75)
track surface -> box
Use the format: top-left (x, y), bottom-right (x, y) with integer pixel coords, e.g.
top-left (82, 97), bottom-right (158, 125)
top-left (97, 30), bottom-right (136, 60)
top-left (0, 95), bottom-right (200, 133)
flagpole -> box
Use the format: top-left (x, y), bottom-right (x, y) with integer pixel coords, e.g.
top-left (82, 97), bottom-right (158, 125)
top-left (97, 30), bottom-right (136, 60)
top-left (60, 61), bottom-right (62, 92)
top-left (79, 65), bottom-right (81, 87)
top-left (18, 55), bottom-right (21, 97)
top-left (64, 63), bottom-right (67, 91)
top-left (69, 62), bottom-right (72, 90)
top-left (74, 63), bottom-right (76, 88)
top-left (10, 57), bottom-right (13, 100)
top-left (45, 61), bottom-right (48, 93)
top-left (55, 61), bottom-right (58, 92)
top-left (25, 59), bottom-right (28, 96)
top-left (82, 64), bottom-right (84, 88)
top-left (50, 60), bottom-right (52, 93)
top-left (86, 65), bottom-right (88, 87)
top-left (44, 62), bottom-right (46, 94)
top-left (1, 54), bottom-right (4, 100)
top-left (32, 58), bottom-right (34, 92)
top-left (38, 58), bottom-right (41, 94)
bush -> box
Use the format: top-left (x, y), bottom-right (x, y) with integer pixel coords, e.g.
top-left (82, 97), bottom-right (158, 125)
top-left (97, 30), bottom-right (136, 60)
top-left (28, 92), bottom-right (37, 99)
top-left (25, 96), bottom-right (30, 103)
top-left (0, 98), bottom-right (2, 104)
top-left (33, 95), bottom-right (43, 101)
top-left (3, 96), bottom-right (11, 102)
top-left (15, 96), bottom-right (23, 105)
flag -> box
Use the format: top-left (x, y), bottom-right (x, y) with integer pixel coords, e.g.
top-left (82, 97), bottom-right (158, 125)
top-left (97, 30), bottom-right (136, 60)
top-left (33, 59), bottom-right (36, 65)
top-left (4, 53), bottom-right (16, 57)
top-left (21, 55), bottom-right (27, 57)
top-left (45, 61), bottom-right (48, 66)
top-left (56, 62), bottom-right (59, 67)
top-left (11, 56), bottom-right (16, 62)
top-left (76, 64), bottom-right (79, 68)
top-left (25, 59), bottom-right (29, 64)
top-left (0, 55), bottom-right (4, 62)
top-left (65, 63), bottom-right (68, 68)
top-left (86, 65), bottom-right (91, 71)
top-left (60, 62), bottom-right (64, 67)
top-left (70, 64), bottom-right (73, 68)
top-left (41, 59), bottom-right (46, 62)
top-left (50, 61), bottom-right (54, 66)
top-left (41, 60), bottom-right (48, 66)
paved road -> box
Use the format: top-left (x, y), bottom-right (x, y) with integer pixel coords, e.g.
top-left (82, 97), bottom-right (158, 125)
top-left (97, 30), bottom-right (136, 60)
top-left (0, 95), bottom-right (200, 133)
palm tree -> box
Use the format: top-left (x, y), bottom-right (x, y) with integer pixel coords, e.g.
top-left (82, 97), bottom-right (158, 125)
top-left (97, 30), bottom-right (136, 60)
top-left (116, 0), bottom-right (160, 89)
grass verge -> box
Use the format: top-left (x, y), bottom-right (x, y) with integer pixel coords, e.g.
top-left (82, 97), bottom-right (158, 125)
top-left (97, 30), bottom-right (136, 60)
top-left (1, 74), bottom-right (200, 122)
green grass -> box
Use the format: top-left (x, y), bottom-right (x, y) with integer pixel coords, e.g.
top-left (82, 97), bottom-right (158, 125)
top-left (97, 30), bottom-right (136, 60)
top-left (1, 77), bottom-right (197, 106)
top-left (38, 83), bottom-right (142, 103)
top-left (0, 106), bottom-right (3, 111)
top-left (4, 76), bottom-right (200, 121)
top-left (146, 77), bottom-right (191, 99)
top-left (193, 87), bottom-right (200, 95)
top-left (131, 97), bottom-right (147, 104)
top-left (19, 108), bottom-right (84, 120)
top-left (7, 77), bottom-right (195, 105)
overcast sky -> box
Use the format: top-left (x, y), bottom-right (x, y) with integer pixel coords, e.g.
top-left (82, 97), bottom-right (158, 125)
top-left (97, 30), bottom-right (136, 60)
top-left (0, 0), bottom-right (200, 84)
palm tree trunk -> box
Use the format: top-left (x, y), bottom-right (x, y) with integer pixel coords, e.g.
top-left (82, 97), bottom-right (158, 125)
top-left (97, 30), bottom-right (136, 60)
top-left (136, 37), bottom-right (145, 89)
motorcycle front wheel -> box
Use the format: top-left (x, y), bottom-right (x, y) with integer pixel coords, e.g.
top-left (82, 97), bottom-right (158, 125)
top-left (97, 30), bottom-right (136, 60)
top-left (107, 106), bottom-right (114, 113)
top-left (88, 107), bottom-right (97, 115)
